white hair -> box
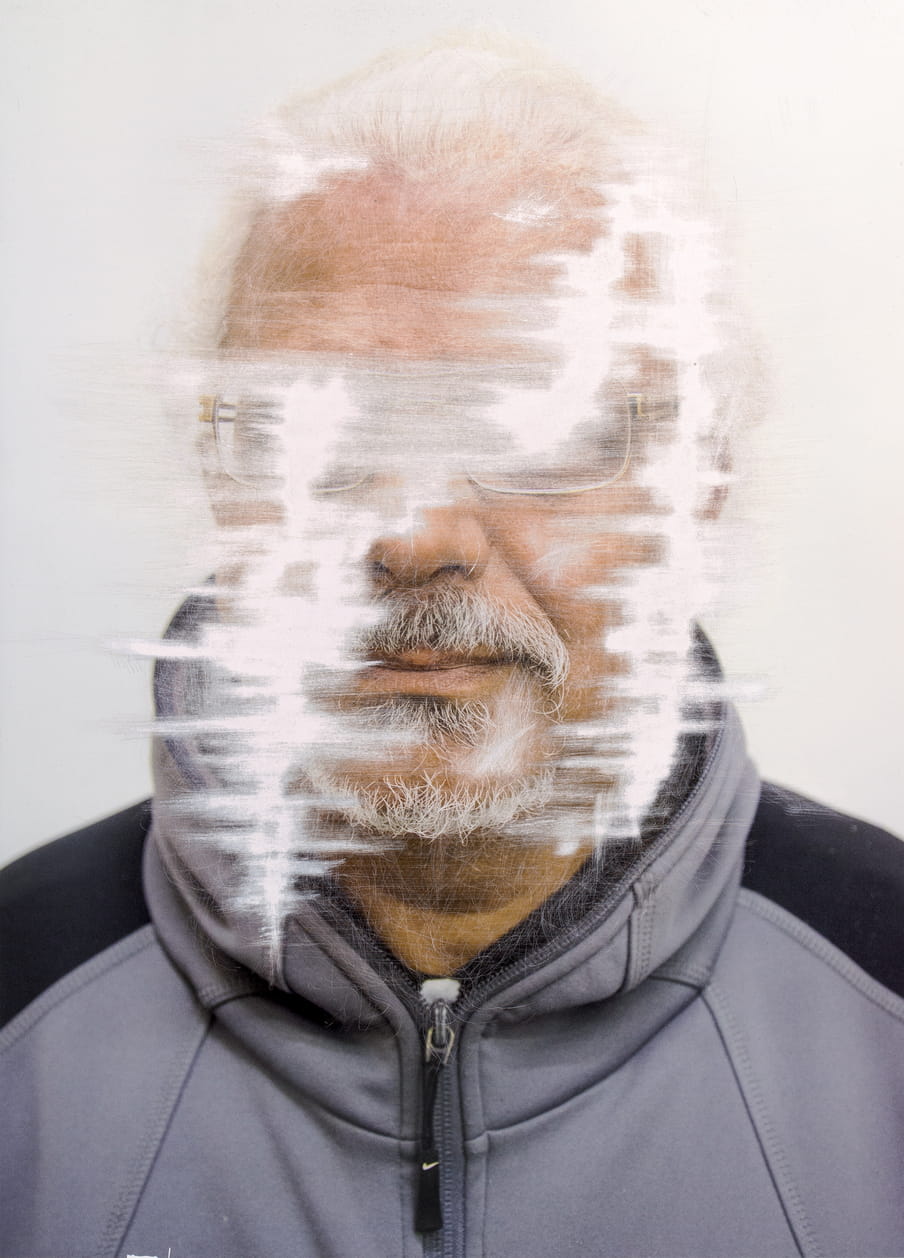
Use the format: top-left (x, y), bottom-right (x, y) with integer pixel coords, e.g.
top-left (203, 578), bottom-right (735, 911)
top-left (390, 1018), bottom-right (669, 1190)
top-left (259, 37), bottom-right (631, 188)
top-left (190, 34), bottom-right (622, 340)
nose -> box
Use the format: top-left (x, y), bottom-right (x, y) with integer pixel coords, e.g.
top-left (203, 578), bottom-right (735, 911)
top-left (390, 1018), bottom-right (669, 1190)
top-left (367, 503), bottom-right (490, 590)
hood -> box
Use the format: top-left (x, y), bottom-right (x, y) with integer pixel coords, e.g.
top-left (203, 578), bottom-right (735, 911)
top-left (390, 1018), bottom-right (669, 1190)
top-left (146, 596), bottom-right (760, 1029)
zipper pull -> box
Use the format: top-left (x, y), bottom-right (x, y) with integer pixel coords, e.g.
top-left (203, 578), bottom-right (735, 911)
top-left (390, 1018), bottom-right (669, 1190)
top-left (415, 992), bottom-right (456, 1233)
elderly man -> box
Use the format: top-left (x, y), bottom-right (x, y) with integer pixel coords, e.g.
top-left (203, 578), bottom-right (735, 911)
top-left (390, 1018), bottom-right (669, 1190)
top-left (2, 37), bottom-right (903, 1258)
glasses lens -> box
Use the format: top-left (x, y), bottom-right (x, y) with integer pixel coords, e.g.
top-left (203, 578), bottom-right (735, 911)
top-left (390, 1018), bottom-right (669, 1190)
top-left (213, 397), bottom-right (283, 485)
top-left (471, 394), bottom-right (634, 494)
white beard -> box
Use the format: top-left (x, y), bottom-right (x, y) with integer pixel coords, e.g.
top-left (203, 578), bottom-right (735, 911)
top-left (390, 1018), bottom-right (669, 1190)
top-left (304, 670), bottom-right (557, 842)
top-left (316, 767), bottom-right (557, 841)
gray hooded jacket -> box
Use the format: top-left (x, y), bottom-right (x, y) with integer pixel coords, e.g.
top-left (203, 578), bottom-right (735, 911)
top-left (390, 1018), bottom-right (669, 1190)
top-left (2, 657), bottom-right (904, 1257)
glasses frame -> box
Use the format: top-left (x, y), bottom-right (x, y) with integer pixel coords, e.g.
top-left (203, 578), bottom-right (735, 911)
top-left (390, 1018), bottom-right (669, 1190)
top-left (199, 392), bottom-right (643, 496)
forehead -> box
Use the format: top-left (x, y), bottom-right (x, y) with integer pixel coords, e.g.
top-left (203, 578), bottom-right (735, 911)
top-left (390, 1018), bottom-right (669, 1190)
top-left (223, 165), bottom-right (611, 358)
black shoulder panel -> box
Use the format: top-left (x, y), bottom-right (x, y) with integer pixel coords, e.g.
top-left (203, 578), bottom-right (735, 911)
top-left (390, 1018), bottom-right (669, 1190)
top-left (742, 783), bottom-right (904, 999)
top-left (0, 802), bottom-right (152, 1030)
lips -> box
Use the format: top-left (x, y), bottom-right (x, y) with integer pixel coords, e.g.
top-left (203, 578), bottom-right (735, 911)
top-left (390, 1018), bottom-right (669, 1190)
top-left (354, 649), bottom-right (515, 698)
top-left (370, 649), bottom-right (505, 671)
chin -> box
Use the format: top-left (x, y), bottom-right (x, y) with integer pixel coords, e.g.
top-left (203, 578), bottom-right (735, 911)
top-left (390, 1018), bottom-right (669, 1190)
top-left (303, 671), bottom-right (557, 842)
top-left (314, 765), bottom-right (557, 842)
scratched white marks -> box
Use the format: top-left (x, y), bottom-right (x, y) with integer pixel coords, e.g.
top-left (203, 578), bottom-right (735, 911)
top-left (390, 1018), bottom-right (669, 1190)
top-left (131, 43), bottom-right (761, 975)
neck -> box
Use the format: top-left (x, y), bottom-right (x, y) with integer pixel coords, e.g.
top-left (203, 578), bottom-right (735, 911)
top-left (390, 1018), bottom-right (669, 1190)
top-left (337, 834), bottom-right (589, 975)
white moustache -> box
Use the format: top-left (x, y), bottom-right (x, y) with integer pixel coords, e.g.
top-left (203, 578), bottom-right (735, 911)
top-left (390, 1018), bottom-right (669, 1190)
top-left (360, 585), bottom-right (569, 694)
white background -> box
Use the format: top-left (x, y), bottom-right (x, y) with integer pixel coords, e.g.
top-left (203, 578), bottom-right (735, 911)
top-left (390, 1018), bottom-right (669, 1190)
top-left (1, 0), bottom-right (902, 866)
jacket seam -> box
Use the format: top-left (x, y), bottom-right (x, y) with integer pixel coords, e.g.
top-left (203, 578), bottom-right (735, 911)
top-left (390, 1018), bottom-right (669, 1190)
top-left (737, 888), bottom-right (904, 1020)
top-left (98, 1009), bottom-right (212, 1258)
top-left (397, 1133), bottom-right (411, 1258)
top-left (649, 964), bottom-right (710, 988)
top-left (702, 982), bottom-right (821, 1258)
top-left (480, 1133), bottom-right (489, 1258)
top-left (630, 883), bottom-right (655, 990)
top-left (196, 978), bottom-right (263, 1007)
top-left (0, 924), bottom-right (158, 1054)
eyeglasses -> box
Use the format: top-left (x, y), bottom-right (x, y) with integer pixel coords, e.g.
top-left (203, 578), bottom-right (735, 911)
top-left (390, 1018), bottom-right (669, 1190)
top-left (199, 391), bottom-right (650, 497)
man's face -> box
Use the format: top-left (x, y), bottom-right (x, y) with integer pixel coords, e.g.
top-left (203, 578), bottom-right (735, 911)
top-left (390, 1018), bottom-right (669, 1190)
top-left (208, 173), bottom-right (679, 846)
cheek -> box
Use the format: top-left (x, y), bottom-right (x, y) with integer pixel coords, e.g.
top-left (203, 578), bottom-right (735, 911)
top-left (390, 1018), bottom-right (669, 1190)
top-left (486, 506), bottom-right (666, 720)
top-left (206, 464), bottom-right (287, 530)
top-left (488, 504), bottom-right (663, 617)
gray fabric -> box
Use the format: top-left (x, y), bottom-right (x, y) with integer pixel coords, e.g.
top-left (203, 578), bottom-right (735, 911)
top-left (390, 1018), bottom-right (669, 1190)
top-left (3, 702), bottom-right (904, 1256)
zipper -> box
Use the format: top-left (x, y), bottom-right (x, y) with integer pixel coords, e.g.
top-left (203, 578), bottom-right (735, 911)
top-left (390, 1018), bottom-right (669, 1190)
top-left (321, 808), bottom-right (692, 1243)
top-left (401, 844), bottom-right (648, 1242)
top-left (415, 996), bottom-right (456, 1233)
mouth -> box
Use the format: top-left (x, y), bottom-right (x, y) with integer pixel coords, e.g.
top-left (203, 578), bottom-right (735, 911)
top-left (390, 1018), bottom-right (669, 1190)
top-left (372, 649), bottom-right (508, 670)
top-left (356, 650), bottom-right (516, 696)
